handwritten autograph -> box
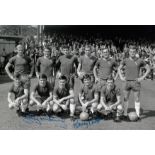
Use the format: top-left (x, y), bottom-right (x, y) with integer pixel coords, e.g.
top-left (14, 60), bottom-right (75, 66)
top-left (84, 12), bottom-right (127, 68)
top-left (22, 114), bottom-right (102, 129)
top-left (73, 118), bottom-right (102, 129)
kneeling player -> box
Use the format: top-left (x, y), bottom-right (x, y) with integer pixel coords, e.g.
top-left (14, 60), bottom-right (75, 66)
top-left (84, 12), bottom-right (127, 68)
top-left (78, 74), bottom-right (99, 117)
top-left (8, 73), bottom-right (29, 115)
top-left (30, 74), bottom-right (53, 113)
top-left (53, 75), bottom-right (75, 119)
top-left (97, 76), bottom-right (123, 122)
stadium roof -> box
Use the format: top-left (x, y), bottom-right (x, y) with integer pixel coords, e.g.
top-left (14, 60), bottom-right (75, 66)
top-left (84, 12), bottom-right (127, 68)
top-left (0, 35), bottom-right (23, 40)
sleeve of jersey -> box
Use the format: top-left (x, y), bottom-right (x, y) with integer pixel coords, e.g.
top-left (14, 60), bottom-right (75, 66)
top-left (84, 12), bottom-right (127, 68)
top-left (32, 84), bottom-right (38, 93)
top-left (9, 56), bottom-right (15, 65)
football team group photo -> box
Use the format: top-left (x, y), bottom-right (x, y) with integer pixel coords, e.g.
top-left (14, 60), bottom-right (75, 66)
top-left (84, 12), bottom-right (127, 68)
top-left (0, 25), bottom-right (155, 130)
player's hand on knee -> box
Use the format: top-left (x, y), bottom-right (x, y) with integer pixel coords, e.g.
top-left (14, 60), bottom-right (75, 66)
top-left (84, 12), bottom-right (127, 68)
top-left (58, 99), bottom-right (63, 105)
top-left (42, 101), bottom-right (47, 109)
top-left (61, 104), bottom-right (67, 111)
top-left (97, 104), bottom-right (102, 111)
top-left (105, 106), bottom-right (110, 111)
top-left (37, 103), bottom-right (42, 109)
top-left (109, 105), bottom-right (115, 110)
top-left (15, 98), bottom-right (20, 104)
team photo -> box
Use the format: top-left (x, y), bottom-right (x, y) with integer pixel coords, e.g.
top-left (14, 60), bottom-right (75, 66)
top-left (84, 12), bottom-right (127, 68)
top-left (0, 25), bottom-right (155, 129)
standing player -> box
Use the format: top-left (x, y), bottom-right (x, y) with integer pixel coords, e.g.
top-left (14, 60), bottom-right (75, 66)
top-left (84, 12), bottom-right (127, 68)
top-left (5, 45), bottom-right (34, 87)
top-left (30, 74), bottom-right (53, 113)
top-left (78, 74), bottom-right (99, 117)
top-left (93, 46), bottom-right (118, 90)
top-left (77, 46), bottom-right (97, 82)
top-left (53, 75), bottom-right (76, 120)
top-left (36, 48), bottom-right (56, 86)
top-left (56, 45), bottom-right (78, 89)
top-left (8, 73), bottom-right (29, 115)
top-left (118, 44), bottom-right (150, 121)
top-left (97, 75), bottom-right (123, 122)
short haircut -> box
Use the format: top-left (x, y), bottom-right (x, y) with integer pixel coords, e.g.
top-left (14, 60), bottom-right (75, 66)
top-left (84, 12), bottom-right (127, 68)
top-left (128, 43), bottom-right (137, 50)
top-left (44, 47), bottom-right (51, 52)
top-left (39, 74), bottom-right (47, 80)
top-left (16, 44), bottom-right (23, 50)
top-left (14, 73), bottom-right (21, 79)
top-left (59, 75), bottom-right (67, 81)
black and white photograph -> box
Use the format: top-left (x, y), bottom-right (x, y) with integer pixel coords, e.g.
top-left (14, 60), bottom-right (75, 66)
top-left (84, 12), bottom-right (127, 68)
top-left (1, 1), bottom-right (155, 155)
top-left (0, 25), bottom-right (155, 130)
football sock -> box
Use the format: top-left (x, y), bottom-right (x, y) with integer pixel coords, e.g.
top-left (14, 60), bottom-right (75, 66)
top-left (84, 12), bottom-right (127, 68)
top-left (123, 101), bottom-right (129, 116)
top-left (135, 102), bottom-right (140, 117)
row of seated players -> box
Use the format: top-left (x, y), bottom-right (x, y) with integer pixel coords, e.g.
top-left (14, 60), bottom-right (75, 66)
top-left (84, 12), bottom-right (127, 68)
top-left (8, 73), bottom-right (123, 122)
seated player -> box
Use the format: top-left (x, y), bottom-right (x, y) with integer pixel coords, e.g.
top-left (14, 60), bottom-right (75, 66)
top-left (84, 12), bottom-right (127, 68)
top-left (7, 73), bottom-right (29, 115)
top-left (30, 74), bottom-right (53, 113)
top-left (53, 75), bottom-right (75, 120)
top-left (97, 75), bottom-right (123, 122)
top-left (78, 74), bottom-right (99, 117)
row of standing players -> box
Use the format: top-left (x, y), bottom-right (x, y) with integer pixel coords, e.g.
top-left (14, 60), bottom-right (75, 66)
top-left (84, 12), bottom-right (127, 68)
top-left (5, 44), bottom-right (150, 122)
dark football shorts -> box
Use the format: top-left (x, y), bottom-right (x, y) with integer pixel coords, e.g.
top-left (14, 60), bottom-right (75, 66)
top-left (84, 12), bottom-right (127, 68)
top-left (21, 74), bottom-right (31, 89)
top-left (123, 80), bottom-right (141, 92)
top-left (64, 74), bottom-right (75, 89)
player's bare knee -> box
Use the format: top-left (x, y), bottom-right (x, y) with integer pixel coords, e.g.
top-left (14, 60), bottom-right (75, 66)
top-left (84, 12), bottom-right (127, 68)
top-left (29, 100), bottom-right (34, 106)
top-left (117, 104), bottom-right (123, 110)
top-left (117, 104), bottom-right (123, 113)
top-left (53, 104), bottom-right (59, 112)
top-left (8, 102), bottom-right (15, 109)
top-left (92, 102), bottom-right (98, 108)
